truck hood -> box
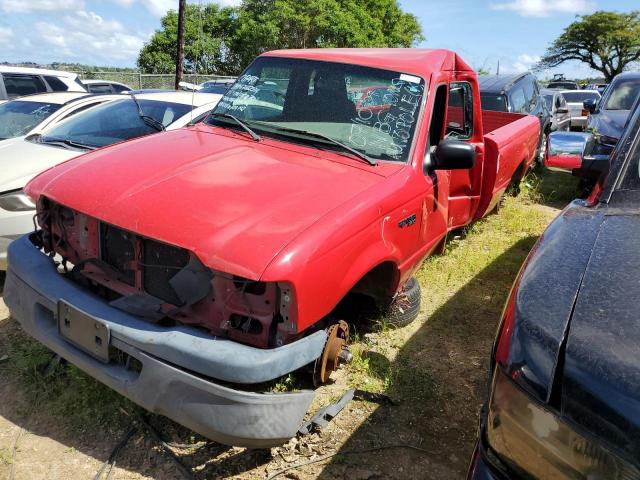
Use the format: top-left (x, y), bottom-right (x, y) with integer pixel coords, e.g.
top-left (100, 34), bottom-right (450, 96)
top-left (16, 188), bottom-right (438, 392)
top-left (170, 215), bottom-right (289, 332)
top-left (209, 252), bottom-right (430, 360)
top-left (509, 202), bottom-right (640, 462)
top-left (0, 137), bottom-right (78, 193)
top-left (561, 211), bottom-right (640, 463)
top-left (26, 127), bottom-right (394, 279)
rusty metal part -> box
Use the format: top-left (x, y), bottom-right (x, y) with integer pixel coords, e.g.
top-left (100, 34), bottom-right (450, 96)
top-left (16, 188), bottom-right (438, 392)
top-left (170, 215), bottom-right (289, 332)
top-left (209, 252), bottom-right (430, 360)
top-left (313, 320), bottom-right (350, 385)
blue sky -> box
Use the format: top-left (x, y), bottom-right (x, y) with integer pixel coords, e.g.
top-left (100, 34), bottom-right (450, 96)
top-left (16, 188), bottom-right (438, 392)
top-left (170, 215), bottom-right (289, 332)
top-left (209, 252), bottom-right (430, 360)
top-left (0, 0), bottom-right (637, 78)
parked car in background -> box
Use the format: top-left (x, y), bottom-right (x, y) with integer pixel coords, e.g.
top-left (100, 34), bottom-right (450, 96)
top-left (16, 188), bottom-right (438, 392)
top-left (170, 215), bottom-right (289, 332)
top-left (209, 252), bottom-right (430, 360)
top-left (179, 79), bottom-right (235, 94)
top-left (82, 79), bottom-right (132, 94)
top-left (559, 89), bottom-right (600, 131)
top-left (0, 91), bottom-right (222, 269)
top-left (0, 66), bottom-right (86, 102)
top-left (479, 72), bottom-right (551, 160)
top-left (584, 72), bottom-right (640, 157)
top-left (585, 82), bottom-right (608, 95)
top-left (547, 80), bottom-right (579, 90)
top-left (0, 92), bottom-right (117, 143)
top-left (4, 48), bottom-right (540, 448)
top-left (468, 94), bottom-right (640, 480)
top-left (539, 88), bottom-right (570, 132)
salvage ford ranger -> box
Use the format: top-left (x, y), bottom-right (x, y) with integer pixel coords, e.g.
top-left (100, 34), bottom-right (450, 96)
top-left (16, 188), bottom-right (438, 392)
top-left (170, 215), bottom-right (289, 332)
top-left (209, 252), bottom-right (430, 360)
top-left (4, 49), bottom-right (540, 447)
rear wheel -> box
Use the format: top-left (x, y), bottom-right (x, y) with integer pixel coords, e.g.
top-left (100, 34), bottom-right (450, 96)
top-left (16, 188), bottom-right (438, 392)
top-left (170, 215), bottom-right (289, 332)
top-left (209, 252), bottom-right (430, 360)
top-left (385, 277), bottom-right (421, 327)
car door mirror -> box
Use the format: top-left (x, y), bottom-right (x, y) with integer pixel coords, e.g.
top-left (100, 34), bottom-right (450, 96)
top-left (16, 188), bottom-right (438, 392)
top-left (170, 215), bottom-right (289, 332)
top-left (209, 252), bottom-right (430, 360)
top-left (429, 139), bottom-right (476, 170)
top-left (583, 98), bottom-right (597, 113)
top-left (546, 131), bottom-right (594, 171)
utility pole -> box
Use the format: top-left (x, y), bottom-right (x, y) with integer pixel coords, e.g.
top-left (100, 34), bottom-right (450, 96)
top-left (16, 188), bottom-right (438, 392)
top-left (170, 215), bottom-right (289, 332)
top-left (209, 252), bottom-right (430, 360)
top-left (174, 0), bottom-right (186, 90)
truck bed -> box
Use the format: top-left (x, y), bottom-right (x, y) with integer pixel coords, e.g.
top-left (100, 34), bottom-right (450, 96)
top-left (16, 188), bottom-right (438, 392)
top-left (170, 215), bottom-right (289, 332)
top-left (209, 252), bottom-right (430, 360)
top-left (477, 110), bottom-right (541, 218)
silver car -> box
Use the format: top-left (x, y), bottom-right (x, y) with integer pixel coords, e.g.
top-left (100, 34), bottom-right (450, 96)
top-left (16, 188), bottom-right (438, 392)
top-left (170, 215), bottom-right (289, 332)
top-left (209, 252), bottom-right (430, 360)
top-left (559, 89), bottom-right (601, 131)
top-left (540, 89), bottom-right (571, 132)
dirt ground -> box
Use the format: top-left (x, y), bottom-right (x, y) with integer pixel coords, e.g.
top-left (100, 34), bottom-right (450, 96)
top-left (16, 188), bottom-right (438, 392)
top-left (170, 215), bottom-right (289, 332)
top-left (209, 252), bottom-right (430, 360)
top-left (0, 173), bottom-right (576, 480)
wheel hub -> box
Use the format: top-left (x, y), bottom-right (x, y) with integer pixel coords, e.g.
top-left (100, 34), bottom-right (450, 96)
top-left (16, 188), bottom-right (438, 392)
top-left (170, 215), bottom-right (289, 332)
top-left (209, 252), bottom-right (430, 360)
top-left (313, 320), bottom-right (350, 385)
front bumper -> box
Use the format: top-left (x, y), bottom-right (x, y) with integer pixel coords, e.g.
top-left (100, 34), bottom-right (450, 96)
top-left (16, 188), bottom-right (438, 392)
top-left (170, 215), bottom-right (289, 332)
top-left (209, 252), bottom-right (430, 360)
top-left (4, 234), bottom-right (327, 447)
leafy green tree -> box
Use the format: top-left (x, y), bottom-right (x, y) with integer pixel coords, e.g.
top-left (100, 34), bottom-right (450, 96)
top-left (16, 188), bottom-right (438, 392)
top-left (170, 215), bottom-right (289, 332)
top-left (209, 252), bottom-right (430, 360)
top-left (137, 0), bottom-right (423, 75)
top-left (538, 11), bottom-right (640, 82)
top-left (138, 4), bottom-right (236, 74)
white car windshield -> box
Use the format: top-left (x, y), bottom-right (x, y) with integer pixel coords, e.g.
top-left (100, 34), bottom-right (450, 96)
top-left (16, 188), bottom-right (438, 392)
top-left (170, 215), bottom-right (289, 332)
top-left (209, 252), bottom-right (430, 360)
top-left (207, 57), bottom-right (426, 163)
top-left (0, 100), bottom-right (61, 140)
top-left (40, 98), bottom-right (191, 149)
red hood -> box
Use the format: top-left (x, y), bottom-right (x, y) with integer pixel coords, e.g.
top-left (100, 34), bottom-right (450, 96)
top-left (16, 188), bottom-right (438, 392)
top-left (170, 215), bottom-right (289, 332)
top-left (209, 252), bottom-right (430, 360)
top-left (26, 126), bottom-right (400, 279)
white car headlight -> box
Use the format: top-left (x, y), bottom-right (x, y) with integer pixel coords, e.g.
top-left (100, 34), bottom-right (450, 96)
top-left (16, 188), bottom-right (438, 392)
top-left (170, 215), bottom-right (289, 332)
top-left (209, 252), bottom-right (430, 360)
top-left (0, 190), bottom-right (36, 212)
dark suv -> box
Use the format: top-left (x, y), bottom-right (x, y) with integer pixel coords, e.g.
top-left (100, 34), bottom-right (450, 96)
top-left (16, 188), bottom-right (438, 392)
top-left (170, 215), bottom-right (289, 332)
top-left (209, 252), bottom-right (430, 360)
top-left (479, 72), bottom-right (551, 161)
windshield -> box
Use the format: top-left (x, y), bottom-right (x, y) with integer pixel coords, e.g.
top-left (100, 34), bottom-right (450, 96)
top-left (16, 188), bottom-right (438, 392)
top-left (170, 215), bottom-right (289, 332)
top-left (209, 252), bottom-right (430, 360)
top-left (562, 91), bottom-right (599, 102)
top-left (480, 93), bottom-right (508, 112)
top-left (41, 98), bottom-right (191, 148)
top-left (604, 79), bottom-right (640, 110)
top-left (0, 100), bottom-right (61, 140)
top-left (207, 57), bottom-right (426, 163)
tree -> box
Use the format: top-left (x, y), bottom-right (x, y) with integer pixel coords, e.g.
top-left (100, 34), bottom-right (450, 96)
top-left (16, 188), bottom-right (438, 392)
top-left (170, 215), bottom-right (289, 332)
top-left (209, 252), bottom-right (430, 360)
top-left (538, 11), bottom-right (640, 82)
top-left (137, 0), bottom-right (423, 75)
top-left (138, 4), bottom-right (236, 74)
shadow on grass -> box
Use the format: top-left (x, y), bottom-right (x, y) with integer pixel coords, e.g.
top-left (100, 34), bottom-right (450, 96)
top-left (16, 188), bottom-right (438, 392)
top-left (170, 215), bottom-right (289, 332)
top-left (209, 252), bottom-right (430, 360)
top-left (523, 167), bottom-right (583, 209)
top-left (316, 237), bottom-right (538, 479)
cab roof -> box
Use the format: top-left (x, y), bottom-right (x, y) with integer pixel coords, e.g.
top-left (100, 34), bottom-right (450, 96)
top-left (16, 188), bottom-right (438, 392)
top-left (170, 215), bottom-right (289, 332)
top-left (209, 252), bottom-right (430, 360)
top-left (0, 66), bottom-right (78, 78)
top-left (478, 73), bottom-right (531, 93)
top-left (261, 48), bottom-right (474, 79)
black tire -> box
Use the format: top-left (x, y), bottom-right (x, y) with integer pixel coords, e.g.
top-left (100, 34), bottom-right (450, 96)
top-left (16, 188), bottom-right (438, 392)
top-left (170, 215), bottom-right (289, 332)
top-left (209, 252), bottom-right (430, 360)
top-left (386, 277), bottom-right (421, 327)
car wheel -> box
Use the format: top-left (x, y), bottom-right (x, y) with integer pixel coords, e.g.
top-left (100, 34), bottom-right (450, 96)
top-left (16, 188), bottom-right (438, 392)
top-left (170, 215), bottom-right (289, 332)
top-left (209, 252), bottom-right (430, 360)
top-left (385, 277), bottom-right (421, 327)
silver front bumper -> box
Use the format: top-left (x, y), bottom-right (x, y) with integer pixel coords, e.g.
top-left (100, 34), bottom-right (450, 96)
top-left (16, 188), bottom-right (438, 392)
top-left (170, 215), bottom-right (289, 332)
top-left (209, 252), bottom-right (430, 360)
top-left (4, 234), bottom-right (324, 447)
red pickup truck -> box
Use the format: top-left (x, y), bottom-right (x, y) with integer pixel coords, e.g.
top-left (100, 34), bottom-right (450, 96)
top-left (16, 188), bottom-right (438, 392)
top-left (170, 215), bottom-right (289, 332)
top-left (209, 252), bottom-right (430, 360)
top-left (4, 49), bottom-right (540, 447)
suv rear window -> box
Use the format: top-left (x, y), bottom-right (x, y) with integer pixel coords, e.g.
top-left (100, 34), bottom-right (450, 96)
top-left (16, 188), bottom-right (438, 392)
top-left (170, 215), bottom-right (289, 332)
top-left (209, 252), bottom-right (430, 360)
top-left (3, 74), bottom-right (47, 98)
top-left (44, 76), bottom-right (70, 92)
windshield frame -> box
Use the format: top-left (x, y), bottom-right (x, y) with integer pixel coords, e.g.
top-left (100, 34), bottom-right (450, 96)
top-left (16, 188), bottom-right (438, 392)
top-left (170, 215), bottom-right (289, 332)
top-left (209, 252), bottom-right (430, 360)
top-left (205, 56), bottom-right (428, 165)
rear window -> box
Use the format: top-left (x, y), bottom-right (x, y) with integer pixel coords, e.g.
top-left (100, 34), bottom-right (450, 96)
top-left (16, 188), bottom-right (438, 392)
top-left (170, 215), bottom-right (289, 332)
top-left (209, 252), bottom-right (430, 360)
top-left (44, 76), bottom-right (70, 92)
top-left (87, 84), bottom-right (114, 94)
top-left (562, 91), bottom-right (599, 102)
top-left (0, 100), bottom-right (61, 139)
top-left (3, 74), bottom-right (47, 98)
top-left (480, 93), bottom-right (508, 112)
top-left (548, 82), bottom-right (578, 90)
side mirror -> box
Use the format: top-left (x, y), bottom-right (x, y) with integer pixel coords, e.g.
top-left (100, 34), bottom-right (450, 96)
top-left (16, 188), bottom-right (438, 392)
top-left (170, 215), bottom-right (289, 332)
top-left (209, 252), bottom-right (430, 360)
top-left (545, 131), bottom-right (594, 171)
top-left (430, 139), bottom-right (476, 170)
top-left (583, 98), bottom-right (597, 113)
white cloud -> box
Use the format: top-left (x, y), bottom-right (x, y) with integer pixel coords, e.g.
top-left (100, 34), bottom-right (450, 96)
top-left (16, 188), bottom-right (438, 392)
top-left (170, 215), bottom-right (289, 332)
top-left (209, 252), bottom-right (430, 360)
top-left (0, 26), bottom-right (13, 42)
top-left (498, 53), bottom-right (542, 74)
top-left (109, 0), bottom-right (241, 17)
top-left (490, 0), bottom-right (595, 17)
top-left (0, 0), bottom-right (84, 13)
top-left (35, 10), bottom-right (147, 63)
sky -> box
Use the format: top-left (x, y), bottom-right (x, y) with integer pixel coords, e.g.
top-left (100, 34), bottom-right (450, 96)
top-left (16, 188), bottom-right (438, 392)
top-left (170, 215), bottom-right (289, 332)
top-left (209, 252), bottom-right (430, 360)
top-left (0, 0), bottom-right (637, 79)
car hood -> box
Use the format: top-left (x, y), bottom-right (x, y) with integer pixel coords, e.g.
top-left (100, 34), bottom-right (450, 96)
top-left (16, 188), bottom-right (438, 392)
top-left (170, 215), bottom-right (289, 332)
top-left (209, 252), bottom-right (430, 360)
top-left (26, 127), bottom-right (396, 279)
top-left (0, 137), bottom-right (79, 193)
top-left (509, 202), bottom-right (640, 463)
top-left (561, 211), bottom-right (640, 463)
top-left (589, 109), bottom-right (630, 141)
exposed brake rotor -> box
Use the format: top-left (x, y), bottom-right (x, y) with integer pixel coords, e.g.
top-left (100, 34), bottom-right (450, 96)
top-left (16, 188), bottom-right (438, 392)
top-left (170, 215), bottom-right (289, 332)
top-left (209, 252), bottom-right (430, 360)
top-left (313, 320), bottom-right (351, 386)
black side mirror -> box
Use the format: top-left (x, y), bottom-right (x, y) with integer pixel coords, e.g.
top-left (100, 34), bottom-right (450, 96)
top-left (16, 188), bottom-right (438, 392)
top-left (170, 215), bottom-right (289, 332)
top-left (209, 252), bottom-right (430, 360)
top-left (583, 98), bottom-right (597, 113)
top-left (430, 139), bottom-right (476, 170)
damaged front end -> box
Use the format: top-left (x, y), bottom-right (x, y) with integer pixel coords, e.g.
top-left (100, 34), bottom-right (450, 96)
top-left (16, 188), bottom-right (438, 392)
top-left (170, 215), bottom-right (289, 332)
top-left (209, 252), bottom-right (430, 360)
top-left (35, 197), bottom-right (301, 349)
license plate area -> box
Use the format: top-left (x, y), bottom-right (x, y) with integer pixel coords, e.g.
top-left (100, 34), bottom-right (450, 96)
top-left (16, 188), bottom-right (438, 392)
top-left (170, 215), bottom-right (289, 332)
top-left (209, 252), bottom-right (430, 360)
top-left (58, 300), bottom-right (110, 363)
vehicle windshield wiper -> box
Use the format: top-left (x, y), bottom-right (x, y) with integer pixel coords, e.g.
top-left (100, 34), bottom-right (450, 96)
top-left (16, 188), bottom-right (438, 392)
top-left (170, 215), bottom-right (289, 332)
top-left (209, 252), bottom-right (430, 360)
top-left (209, 113), bottom-right (261, 141)
top-left (129, 93), bottom-right (165, 132)
top-left (257, 124), bottom-right (377, 166)
top-left (38, 135), bottom-right (96, 151)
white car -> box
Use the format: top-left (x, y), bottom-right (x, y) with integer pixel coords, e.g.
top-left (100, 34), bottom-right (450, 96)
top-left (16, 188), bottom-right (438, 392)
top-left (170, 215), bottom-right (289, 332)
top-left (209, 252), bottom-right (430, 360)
top-left (82, 79), bottom-right (132, 94)
top-left (560, 89), bottom-right (601, 131)
top-left (0, 92), bottom-right (120, 143)
top-left (0, 66), bottom-right (86, 102)
top-left (0, 91), bottom-right (222, 269)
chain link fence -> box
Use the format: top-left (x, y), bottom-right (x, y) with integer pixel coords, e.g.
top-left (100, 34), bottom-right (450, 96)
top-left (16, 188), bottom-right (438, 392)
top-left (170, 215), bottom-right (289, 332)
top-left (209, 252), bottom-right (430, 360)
top-left (73, 71), bottom-right (236, 90)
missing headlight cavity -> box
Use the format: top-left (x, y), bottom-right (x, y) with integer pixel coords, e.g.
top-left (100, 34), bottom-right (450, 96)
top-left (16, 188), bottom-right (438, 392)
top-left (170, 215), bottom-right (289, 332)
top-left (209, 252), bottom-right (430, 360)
top-left (229, 314), bottom-right (263, 335)
top-left (233, 276), bottom-right (267, 295)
